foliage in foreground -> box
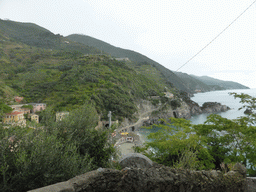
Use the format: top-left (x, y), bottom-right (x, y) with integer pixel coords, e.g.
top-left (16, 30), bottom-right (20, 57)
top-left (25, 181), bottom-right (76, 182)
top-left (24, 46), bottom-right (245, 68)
top-left (136, 93), bottom-right (256, 175)
top-left (0, 101), bottom-right (117, 192)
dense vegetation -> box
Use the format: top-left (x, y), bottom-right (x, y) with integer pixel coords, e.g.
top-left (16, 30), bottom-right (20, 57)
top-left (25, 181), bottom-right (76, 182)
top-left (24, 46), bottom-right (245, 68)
top-left (136, 93), bottom-right (256, 176)
top-left (0, 101), bottom-right (119, 192)
top-left (0, 19), bottom-right (101, 54)
top-left (191, 75), bottom-right (249, 90)
top-left (0, 25), bottom-right (168, 120)
top-left (0, 19), bottom-right (253, 191)
top-left (67, 34), bottom-right (249, 92)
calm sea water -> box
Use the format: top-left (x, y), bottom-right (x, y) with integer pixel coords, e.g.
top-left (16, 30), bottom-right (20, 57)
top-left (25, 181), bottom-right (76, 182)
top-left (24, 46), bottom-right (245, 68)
top-left (190, 88), bottom-right (256, 124)
top-left (139, 88), bottom-right (256, 142)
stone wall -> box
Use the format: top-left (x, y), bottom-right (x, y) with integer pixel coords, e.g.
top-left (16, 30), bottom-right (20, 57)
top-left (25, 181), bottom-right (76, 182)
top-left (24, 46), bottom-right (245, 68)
top-left (28, 167), bottom-right (249, 192)
top-left (29, 153), bottom-right (250, 192)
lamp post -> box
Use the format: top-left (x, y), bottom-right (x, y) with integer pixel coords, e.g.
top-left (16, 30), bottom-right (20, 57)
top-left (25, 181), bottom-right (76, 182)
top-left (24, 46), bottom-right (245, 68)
top-left (107, 111), bottom-right (111, 129)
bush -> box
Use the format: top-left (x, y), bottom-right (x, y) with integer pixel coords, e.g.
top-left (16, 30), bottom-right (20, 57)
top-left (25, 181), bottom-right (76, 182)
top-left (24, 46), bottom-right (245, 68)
top-left (0, 101), bottom-right (117, 191)
top-left (170, 99), bottom-right (181, 110)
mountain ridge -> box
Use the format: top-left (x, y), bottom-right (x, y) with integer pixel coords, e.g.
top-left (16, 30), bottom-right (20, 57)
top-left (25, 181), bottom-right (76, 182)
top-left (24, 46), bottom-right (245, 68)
top-left (190, 75), bottom-right (250, 90)
top-left (67, 34), bottom-right (249, 92)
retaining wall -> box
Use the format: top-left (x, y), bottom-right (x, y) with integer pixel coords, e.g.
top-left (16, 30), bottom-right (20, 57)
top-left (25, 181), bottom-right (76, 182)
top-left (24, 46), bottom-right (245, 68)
top-left (29, 166), bottom-right (250, 192)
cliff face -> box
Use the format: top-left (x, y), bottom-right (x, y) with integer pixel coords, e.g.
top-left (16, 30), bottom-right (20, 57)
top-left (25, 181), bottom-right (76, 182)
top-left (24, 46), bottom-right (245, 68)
top-left (118, 97), bottom-right (230, 129)
top-left (142, 99), bottom-right (230, 126)
top-left (201, 102), bottom-right (230, 113)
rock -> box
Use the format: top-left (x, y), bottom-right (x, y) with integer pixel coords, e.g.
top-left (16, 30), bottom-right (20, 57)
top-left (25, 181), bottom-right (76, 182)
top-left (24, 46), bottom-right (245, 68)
top-left (201, 102), bottom-right (230, 113)
top-left (119, 153), bottom-right (153, 169)
top-left (29, 164), bottom-right (247, 192)
top-left (233, 163), bottom-right (247, 178)
top-left (247, 177), bottom-right (256, 192)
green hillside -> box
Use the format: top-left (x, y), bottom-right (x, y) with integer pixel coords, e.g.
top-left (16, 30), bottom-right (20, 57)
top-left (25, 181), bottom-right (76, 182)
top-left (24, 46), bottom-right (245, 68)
top-left (67, 34), bottom-right (192, 93)
top-left (67, 34), bottom-right (249, 92)
top-left (190, 75), bottom-right (249, 90)
top-left (173, 72), bottom-right (216, 92)
top-left (0, 19), bottom-right (249, 121)
top-left (0, 19), bottom-right (101, 54)
top-left (0, 26), bottom-right (171, 120)
top-left (0, 80), bottom-right (16, 102)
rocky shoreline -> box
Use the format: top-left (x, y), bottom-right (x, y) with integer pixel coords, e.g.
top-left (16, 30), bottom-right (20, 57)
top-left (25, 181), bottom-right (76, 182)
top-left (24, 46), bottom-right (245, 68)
top-left (117, 98), bottom-right (231, 155)
top-left (142, 100), bottom-right (230, 126)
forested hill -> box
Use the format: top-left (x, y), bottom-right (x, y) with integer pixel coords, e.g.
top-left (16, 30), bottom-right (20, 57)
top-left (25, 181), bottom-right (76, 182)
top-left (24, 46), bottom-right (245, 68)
top-left (67, 34), bottom-right (191, 92)
top-left (0, 20), bottom-right (177, 120)
top-left (0, 19), bottom-right (101, 54)
top-left (0, 19), bottom-right (249, 117)
top-left (174, 72), bottom-right (249, 91)
top-left (190, 75), bottom-right (250, 90)
top-left (67, 34), bottom-right (249, 92)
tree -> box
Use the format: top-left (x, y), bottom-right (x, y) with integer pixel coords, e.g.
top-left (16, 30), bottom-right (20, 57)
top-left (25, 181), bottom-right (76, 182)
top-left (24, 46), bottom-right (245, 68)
top-left (55, 101), bottom-right (117, 168)
top-left (0, 100), bottom-right (12, 121)
top-left (0, 101), bottom-right (117, 191)
top-left (137, 93), bottom-right (256, 175)
top-left (21, 104), bottom-right (33, 110)
top-left (136, 118), bottom-right (215, 170)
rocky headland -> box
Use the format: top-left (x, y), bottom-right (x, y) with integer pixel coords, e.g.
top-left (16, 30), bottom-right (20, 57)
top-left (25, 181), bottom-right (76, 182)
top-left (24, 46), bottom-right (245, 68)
top-left (142, 99), bottom-right (230, 126)
top-left (115, 97), bottom-right (230, 156)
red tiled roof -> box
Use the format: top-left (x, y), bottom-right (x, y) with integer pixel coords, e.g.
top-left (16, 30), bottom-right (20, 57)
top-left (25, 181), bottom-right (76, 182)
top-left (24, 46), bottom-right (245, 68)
top-left (5, 111), bottom-right (23, 116)
top-left (14, 96), bottom-right (23, 103)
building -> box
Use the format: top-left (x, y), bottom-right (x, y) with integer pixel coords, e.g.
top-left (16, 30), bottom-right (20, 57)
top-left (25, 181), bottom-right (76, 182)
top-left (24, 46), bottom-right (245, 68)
top-left (56, 112), bottom-right (69, 122)
top-left (3, 111), bottom-right (26, 127)
top-left (28, 103), bottom-right (46, 113)
top-left (115, 57), bottom-right (129, 61)
top-left (164, 92), bottom-right (174, 99)
top-left (14, 96), bottom-right (24, 103)
top-left (9, 105), bottom-right (30, 114)
top-left (9, 104), bottom-right (23, 111)
top-left (28, 114), bottom-right (39, 123)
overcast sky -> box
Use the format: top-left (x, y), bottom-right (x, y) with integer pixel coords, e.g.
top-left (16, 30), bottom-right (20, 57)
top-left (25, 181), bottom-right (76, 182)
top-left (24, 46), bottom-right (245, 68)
top-left (0, 0), bottom-right (255, 88)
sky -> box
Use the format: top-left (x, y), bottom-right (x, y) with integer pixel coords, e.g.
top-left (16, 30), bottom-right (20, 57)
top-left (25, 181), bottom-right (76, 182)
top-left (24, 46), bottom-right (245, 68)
top-left (0, 0), bottom-right (255, 88)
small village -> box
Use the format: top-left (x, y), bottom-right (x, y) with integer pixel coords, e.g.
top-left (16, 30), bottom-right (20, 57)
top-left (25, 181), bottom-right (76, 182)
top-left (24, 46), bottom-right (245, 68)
top-left (1, 95), bottom-right (139, 152)
top-left (1, 96), bottom-right (72, 128)
top-left (1, 92), bottom-right (176, 156)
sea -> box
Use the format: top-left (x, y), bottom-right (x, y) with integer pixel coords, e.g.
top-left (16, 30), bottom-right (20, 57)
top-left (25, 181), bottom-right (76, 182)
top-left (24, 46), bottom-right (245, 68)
top-left (139, 88), bottom-right (256, 142)
top-left (190, 88), bottom-right (256, 124)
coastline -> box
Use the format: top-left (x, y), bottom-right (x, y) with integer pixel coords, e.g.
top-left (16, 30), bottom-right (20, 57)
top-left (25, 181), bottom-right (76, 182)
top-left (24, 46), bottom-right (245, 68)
top-left (116, 131), bottom-right (143, 156)
top-left (117, 89), bottom-right (256, 156)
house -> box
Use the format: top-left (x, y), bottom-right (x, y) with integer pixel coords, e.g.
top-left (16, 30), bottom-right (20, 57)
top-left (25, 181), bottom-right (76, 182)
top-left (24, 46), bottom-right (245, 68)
top-left (14, 96), bottom-right (23, 103)
top-left (164, 92), bottom-right (174, 99)
top-left (148, 96), bottom-right (160, 100)
top-left (28, 114), bottom-right (39, 123)
top-left (9, 104), bottom-right (23, 111)
top-left (28, 103), bottom-right (46, 113)
top-left (56, 112), bottom-right (69, 122)
top-left (9, 105), bottom-right (30, 114)
top-left (3, 111), bottom-right (26, 127)
top-left (115, 57), bottom-right (130, 61)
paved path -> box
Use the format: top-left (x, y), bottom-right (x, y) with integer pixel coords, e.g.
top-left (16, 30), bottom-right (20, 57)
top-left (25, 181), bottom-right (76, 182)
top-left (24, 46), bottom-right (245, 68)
top-left (116, 102), bottom-right (167, 155)
top-left (117, 143), bottom-right (135, 156)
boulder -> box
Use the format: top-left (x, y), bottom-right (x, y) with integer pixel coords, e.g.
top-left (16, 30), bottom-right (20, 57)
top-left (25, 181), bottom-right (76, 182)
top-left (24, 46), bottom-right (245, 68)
top-left (201, 102), bottom-right (230, 113)
top-left (119, 153), bottom-right (153, 169)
